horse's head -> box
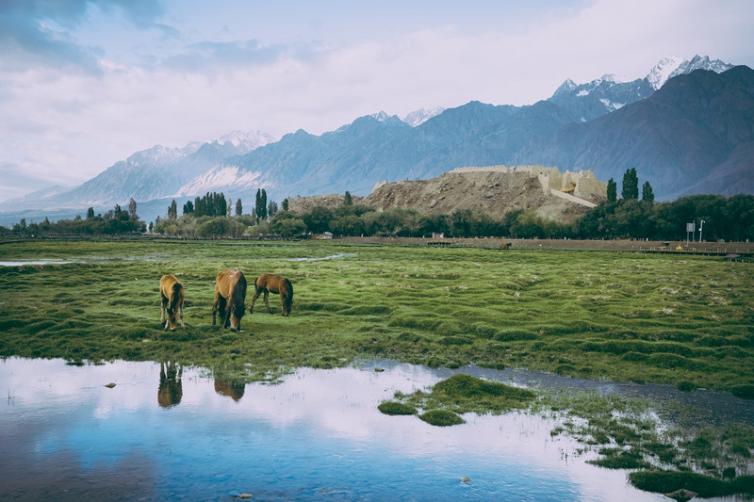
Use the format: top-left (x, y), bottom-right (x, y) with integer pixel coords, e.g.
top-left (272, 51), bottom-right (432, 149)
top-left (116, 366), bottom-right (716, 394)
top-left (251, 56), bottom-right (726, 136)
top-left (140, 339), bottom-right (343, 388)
top-left (229, 302), bottom-right (245, 331)
top-left (164, 307), bottom-right (179, 331)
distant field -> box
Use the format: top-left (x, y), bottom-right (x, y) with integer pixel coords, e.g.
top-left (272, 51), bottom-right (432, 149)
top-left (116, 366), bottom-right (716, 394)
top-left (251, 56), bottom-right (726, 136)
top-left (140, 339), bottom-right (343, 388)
top-left (0, 240), bottom-right (752, 393)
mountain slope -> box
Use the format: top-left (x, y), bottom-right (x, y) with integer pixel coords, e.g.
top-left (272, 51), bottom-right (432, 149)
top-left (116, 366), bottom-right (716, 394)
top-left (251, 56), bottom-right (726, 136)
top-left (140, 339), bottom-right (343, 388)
top-left (530, 66), bottom-right (754, 196)
top-left (9, 131), bottom-right (274, 210)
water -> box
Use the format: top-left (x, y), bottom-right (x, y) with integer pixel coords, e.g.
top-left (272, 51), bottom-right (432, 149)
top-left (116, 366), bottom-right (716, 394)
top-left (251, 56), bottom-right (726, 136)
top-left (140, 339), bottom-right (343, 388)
top-left (0, 259), bottom-right (72, 267)
top-left (0, 358), bottom-right (664, 501)
top-left (286, 253), bottom-right (355, 262)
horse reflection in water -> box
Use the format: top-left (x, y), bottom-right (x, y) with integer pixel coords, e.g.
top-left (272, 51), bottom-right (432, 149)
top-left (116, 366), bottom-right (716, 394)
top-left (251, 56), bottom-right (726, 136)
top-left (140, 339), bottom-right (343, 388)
top-left (158, 361), bottom-right (183, 408)
top-left (214, 378), bottom-right (246, 402)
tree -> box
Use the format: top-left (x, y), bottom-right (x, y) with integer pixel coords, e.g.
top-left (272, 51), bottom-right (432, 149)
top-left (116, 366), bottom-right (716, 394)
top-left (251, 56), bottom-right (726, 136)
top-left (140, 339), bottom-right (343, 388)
top-left (642, 181), bottom-right (655, 204)
top-left (183, 200), bottom-right (194, 215)
top-left (270, 212), bottom-right (306, 238)
top-left (227, 197), bottom-right (233, 217)
top-left (168, 199), bottom-right (178, 220)
top-left (86, 207), bottom-right (95, 220)
top-left (622, 168), bottom-right (639, 200)
top-left (606, 178), bottom-right (617, 203)
top-left (260, 189), bottom-right (268, 219)
top-left (282, 198), bottom-right (289, 211)
top-left (127, 198), bottom-right (137, 220)
top-left (235, 198), bottom-right (243, 216)
top-left (255, 189), bottom-right (262, 219)
top-left (268, 200), bottom-right (278, 217)
top-left (344, 191), bottom-right (353, 206)
top-left (148, 221), bottom-right (153, 233)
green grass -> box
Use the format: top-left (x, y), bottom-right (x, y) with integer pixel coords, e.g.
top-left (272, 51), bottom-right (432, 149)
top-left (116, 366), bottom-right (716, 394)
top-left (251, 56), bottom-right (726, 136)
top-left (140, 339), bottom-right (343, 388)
top-left (419, 409), bottom-right (465, 426)
top-left (0, 239), bottom-right (752, 390)
top-left (629, 471), bottom-right (754, 498)
top-left (377, 401), bottom-right (417, 415)
top-left (1, 239), bottom-right (753, 495)
top-left (380, 374), bottom-right (535, 427)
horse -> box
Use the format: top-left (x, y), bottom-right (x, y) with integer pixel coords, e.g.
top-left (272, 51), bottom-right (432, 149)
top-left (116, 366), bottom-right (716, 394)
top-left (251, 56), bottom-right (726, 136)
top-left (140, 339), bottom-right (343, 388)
top-left (251, 273), bottom-right (293, 316)
top-left (159, 274), bottom-right (185, 331)
top-left (212, 269), bottom-right (247, 331)
top-left (157, 361), bottom-right (183, 408)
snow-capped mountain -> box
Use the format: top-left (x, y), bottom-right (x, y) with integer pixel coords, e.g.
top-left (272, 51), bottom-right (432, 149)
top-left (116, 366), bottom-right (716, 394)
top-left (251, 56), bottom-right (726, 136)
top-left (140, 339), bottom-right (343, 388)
top-left (3, 56), bottom-right (748, 227)
top-left (550, 55), bottom-right (734, 121)
top-left (215, 130), bottom-right (275, 153)
top-left (549, 73), bottom-right (652, 121)
top-left (7, 130), bottom-right (276, 211)
top-left (646, 55), bottom-right (733, 90)
top-left (402, 107), bottom-right (445, 127)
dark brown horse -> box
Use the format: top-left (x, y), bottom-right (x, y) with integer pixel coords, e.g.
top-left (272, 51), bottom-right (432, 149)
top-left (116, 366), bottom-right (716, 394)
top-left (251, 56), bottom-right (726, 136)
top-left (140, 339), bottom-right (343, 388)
top-left (213, 269), bottom-right (247, 331)
top-left (251, 273), bottom-right (294, 316)
top-left (159, 274), bottom-right (185, 331)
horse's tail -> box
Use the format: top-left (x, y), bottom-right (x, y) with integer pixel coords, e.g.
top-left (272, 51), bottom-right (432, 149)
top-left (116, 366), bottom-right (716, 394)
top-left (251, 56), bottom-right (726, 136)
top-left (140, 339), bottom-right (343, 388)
top-left (169, 282), bottom-right (183, 312)
top-left (283, 278), bottom-right (293, 313)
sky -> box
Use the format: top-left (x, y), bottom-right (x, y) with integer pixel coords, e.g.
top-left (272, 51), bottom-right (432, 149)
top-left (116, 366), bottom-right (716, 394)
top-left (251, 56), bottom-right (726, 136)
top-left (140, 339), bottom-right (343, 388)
top-left (1, 0), bottom-right (753, 201)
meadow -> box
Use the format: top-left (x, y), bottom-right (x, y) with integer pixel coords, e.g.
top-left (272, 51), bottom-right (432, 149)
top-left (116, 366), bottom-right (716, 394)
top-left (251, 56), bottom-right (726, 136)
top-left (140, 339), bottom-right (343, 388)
top-left (0, 239), bottom-right (752, 394)
top-left (2, 239), bottom-right (754, 495)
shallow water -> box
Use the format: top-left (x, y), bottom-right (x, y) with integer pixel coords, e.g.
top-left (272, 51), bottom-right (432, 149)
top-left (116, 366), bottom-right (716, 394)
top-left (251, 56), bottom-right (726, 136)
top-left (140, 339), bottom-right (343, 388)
top-left (286, 252), bottom-right (355, 262)
top-left (0, 259), bottom-right (72, 267)
top-left (356, 360), bottom-right (754, 428)
top-left (0, 358), bottom-right (664, 501)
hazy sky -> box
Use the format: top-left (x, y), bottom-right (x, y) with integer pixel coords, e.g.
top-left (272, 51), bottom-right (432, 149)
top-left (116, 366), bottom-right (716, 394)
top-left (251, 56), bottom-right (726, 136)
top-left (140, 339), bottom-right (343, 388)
top-left (1, 0), bottom-right (753, 200)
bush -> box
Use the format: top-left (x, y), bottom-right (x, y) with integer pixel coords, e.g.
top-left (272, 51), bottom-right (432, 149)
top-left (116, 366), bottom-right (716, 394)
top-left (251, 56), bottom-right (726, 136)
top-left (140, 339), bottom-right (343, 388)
top-left (419, 409), bottom-right (465, 426)
top-left (378, 401), bottom-right (417, 415)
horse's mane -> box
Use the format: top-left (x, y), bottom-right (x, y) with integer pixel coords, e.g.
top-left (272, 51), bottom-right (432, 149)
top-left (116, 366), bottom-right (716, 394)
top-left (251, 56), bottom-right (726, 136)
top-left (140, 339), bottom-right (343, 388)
top-left (169, 282), bottom-right (183, 312)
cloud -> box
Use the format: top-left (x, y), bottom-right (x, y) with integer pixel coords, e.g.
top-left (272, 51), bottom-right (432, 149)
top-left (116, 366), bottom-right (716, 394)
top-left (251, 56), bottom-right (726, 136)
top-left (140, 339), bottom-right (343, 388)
top-left (0, 0), bottom-right (164, 72)
top-left (0, 0), bottom-right (752, 202)
top-left (161, 39), bottom-right (302, 72)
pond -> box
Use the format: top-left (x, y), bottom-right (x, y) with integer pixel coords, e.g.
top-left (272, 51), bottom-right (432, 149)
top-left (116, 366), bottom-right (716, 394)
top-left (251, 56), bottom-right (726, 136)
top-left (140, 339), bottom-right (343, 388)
top-left (1, 358), bottom-right (670, 501)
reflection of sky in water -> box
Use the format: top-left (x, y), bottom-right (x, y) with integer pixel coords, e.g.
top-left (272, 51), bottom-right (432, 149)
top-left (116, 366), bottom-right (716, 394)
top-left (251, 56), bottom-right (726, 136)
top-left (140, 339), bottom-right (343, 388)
top-left (0, 358), bottom-right (662, 501)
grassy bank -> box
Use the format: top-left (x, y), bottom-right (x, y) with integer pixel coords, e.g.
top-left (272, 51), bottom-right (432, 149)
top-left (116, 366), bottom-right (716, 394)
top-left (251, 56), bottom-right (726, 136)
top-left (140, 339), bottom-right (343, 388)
top-left (0, 240), bottom-right (752, 391)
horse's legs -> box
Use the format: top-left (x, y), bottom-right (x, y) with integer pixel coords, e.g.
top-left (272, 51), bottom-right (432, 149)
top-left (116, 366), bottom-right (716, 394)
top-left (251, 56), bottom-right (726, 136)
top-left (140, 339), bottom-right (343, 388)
top-left (250, 289), bottom-right (261, 314)
top-left (212, 292), bottom-right (220, 326)
top-left (160, 294), bottom-right (167, 324)
top-left (179, 298), bottom-right (185, 328)
top-left (280, 292), bottom-right (287, 315)
top-left (224, 303), bottom-right (232, 329)
top-left (263, 290), bottom-right (272, 313)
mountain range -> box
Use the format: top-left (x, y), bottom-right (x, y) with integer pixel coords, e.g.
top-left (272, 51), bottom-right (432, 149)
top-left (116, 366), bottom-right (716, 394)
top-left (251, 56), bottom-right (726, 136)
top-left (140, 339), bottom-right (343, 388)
top-left (1, 55), bottom-right (750, 226)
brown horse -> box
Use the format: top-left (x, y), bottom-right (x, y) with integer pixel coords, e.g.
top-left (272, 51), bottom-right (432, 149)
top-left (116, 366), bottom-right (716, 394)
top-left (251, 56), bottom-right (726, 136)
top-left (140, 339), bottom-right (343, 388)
top-left (159, 274), bottom-right (185, 331)
top-left (213, 269), bottom-right (247, 331)
top-left (251, 273), bottom-right (293, 316)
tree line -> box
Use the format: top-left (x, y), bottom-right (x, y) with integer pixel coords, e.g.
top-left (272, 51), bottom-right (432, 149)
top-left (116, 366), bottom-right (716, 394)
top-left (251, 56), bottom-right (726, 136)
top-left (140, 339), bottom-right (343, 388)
top-left (1, 198), bottom-right (145, 237)
top-left (4, 174), bottom-right (753, 241)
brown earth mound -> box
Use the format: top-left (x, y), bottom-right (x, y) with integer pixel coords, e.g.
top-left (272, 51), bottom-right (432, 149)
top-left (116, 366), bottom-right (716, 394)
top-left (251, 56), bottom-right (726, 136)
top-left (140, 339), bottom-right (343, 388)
top-left (289, 165), bottom-right (606, 223)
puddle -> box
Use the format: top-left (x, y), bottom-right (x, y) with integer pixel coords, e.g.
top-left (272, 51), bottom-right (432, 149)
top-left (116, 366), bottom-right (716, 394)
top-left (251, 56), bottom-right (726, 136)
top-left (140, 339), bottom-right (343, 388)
top-left (286, 253), bottom-right (355, 262)
top-left (0, 357), bottom-right (664, 501)
top-left (0, 259), bottom-right (73, 267)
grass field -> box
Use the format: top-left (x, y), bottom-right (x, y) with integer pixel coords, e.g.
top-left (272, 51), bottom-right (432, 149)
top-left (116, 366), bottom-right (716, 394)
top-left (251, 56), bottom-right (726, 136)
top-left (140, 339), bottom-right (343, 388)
top-left (2, 239), bottom-right (753, 495)
top-left (1, 239), bottom-right (753, 392)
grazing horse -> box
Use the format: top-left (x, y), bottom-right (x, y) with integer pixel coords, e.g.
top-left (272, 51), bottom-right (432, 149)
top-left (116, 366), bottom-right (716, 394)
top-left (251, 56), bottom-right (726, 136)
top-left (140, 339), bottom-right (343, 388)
top-left (159, 274), bottom-right (185, 331)
top-left (157, 361), bottom-right (183, 408)
top-left (251, 273), bottom-right (293, 316)
top-left (213, 269), bottom-right (247, 331)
